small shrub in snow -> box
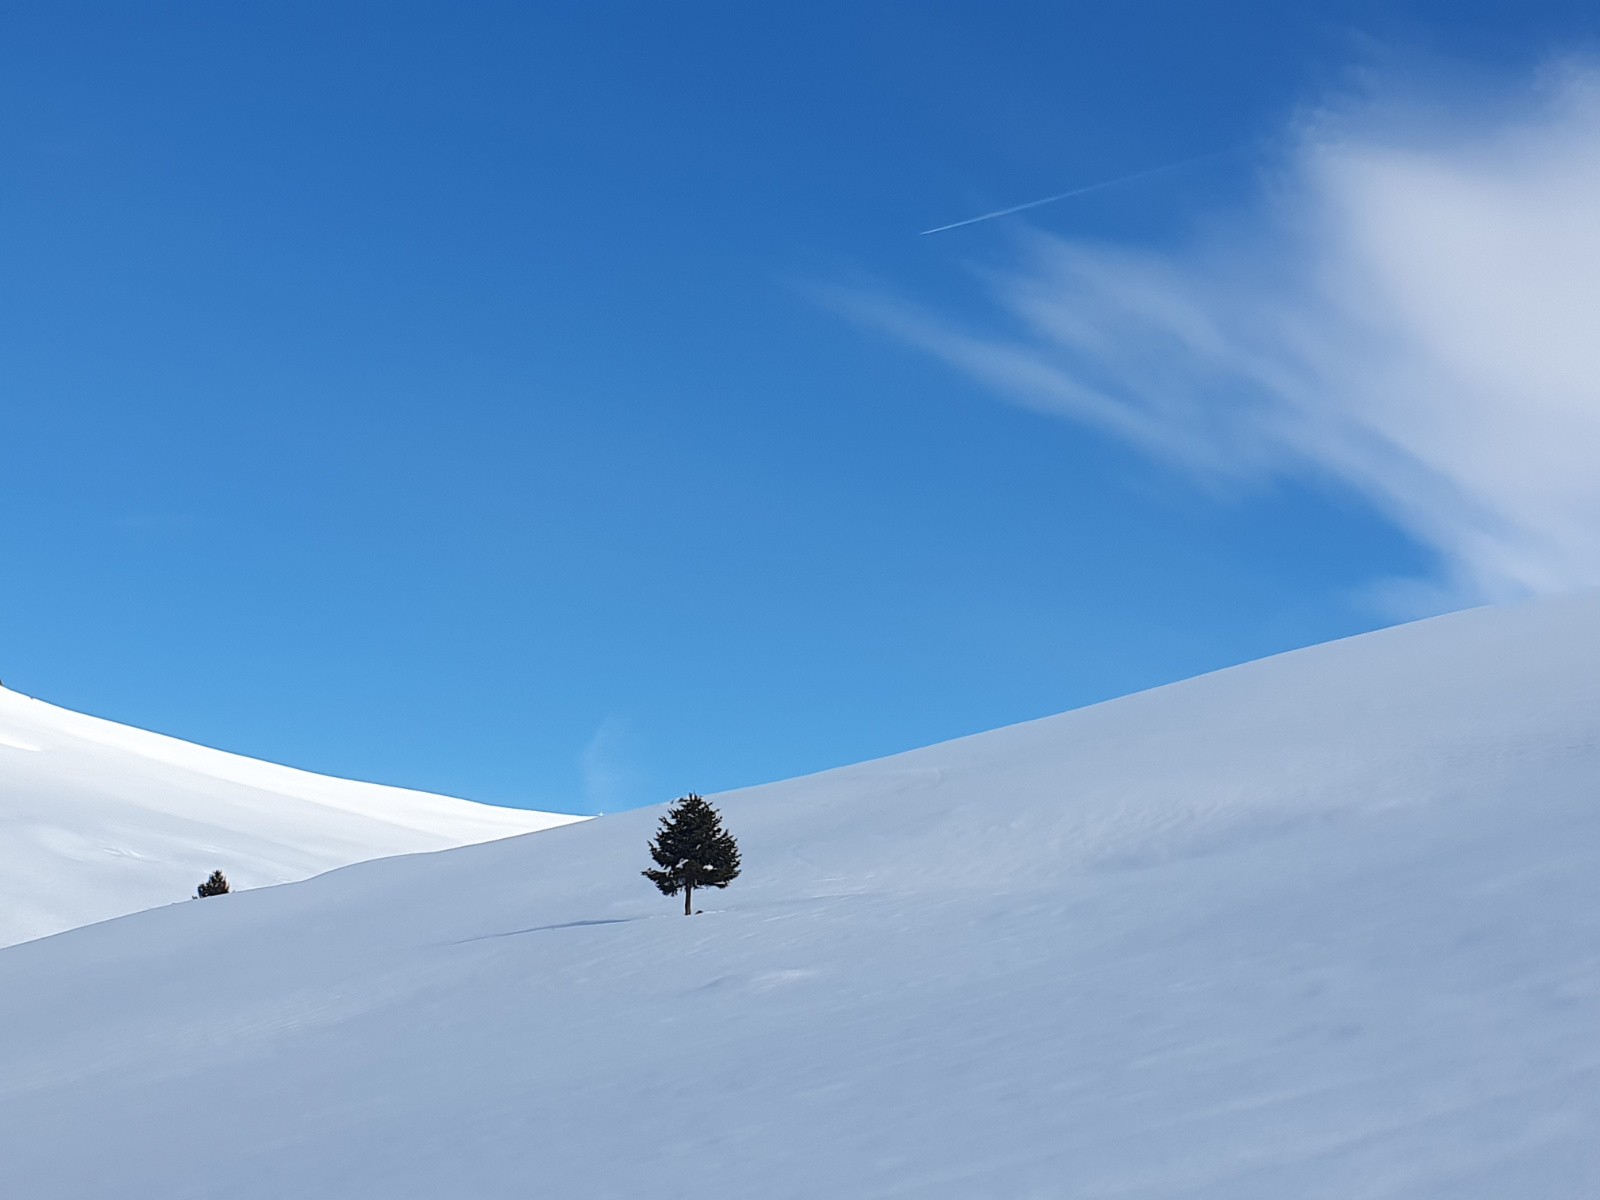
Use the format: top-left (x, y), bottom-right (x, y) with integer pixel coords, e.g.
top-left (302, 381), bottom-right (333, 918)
top-left (195, 870), bottom-right (231, 898)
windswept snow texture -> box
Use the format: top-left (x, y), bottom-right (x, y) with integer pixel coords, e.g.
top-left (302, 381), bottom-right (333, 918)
top-left (0, 688), bottom-right (580, 946)
top-left (5, 594), bottom-right (1600, 1197)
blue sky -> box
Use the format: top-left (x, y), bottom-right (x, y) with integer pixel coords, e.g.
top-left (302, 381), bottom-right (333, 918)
top-left (5, 1), bottom-right (1598, 814)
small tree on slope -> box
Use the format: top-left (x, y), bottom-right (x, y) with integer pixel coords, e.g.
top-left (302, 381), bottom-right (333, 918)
top-left (195, 870), bottom-right (230, 898)
top-left (643, 794), bottom-right (741, 916)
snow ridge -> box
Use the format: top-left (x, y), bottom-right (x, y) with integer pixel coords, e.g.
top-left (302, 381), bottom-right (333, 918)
top-left (0, 687), bottom-right (580, 946)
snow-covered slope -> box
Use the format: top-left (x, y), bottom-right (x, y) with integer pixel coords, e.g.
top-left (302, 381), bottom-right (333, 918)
top-left (4, 594), bottom-right (1600, 1197)
top-left (0, 687), bottom-right (580, 946)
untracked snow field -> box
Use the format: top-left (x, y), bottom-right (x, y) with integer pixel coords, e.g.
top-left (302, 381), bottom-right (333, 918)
top-left (4, 594), bottom-right (1600, 1196)
top-left (0, 688), bottom-right (579, 946)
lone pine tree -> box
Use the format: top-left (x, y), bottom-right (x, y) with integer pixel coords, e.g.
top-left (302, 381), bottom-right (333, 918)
top-left (195, 870), bottom-right (230, 898)
top-left (643, 793), bottom-right (741, 915)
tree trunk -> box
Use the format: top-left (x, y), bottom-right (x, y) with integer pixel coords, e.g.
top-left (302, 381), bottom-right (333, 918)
top-left (684, 882), bottom-right (693, 916)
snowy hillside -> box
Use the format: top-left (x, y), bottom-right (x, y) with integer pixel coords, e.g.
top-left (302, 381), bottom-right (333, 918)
top-left (4, 593), bottom-right (1600, 1197)
top-left (0, 687), bottom-right (580, 946)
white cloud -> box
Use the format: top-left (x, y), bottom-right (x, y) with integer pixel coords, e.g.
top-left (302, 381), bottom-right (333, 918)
top-left (854, 64), bottom-right (1600, 610)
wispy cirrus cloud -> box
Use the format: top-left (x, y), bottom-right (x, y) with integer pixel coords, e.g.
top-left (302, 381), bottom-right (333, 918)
top-left (847, 62), bottom-right (1600, 611)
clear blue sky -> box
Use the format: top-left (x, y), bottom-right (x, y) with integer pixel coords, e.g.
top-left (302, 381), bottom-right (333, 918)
top-left (4, 1), bottom-right (1595, 813)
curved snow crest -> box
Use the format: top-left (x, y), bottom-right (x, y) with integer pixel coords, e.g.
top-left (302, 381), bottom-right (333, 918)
top-left (717, 589), bottom-right (1600, 888)
top-left (0, 687), bottom-right (583, 946)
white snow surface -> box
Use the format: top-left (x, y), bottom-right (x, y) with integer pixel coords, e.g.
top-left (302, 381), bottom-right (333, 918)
top-left (0, 687), bottom-right (579, 946)
top-left (5, 594), bottom-right (1600, 1197)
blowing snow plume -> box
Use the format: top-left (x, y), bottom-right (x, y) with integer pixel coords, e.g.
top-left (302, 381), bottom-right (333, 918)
top-left (864, 63), bottom-right (1600, 611)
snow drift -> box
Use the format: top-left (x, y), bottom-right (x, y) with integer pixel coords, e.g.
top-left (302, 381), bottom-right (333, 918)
top-left (0, 687), bottom-right (579, 946)
top-left (3, 593), bottom-right (1600, 1197)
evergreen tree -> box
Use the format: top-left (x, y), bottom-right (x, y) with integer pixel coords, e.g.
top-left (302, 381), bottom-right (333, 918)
top-left (643, 794), bottom-right (741, 915)
top-left (195, 869), bottom-right (231, 898)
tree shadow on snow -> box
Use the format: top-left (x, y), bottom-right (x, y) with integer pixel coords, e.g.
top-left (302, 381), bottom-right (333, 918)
top-left (452, 918), bottom-right (637, 945)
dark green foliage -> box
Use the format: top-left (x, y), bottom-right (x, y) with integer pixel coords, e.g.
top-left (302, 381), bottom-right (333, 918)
top-left (643, 793), bottom-right (741, 916)
top-left (195, 869), bottom-right (231, 898)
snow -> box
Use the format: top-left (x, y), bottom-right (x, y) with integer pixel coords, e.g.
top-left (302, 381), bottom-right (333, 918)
top-left (4, 593), bottom-right (1600, 1196)
top-left (0, 687), bottom-right (581, 946)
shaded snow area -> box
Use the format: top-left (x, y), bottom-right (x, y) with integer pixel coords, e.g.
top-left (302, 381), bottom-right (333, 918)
top-left (5, 593), bottom-right (1600, 1197)
top-left (0, 689), bottom-right (580, 946)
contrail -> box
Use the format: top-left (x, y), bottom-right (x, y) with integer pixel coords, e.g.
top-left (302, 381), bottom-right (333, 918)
top-left (919, 151), bottom-right (1227, 235)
